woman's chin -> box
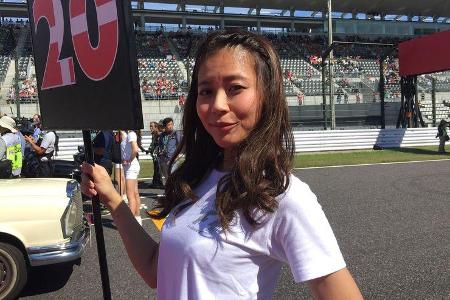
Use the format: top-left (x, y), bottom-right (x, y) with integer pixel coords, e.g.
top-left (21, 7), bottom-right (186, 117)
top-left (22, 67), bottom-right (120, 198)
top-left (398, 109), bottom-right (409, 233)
top-left (212, 137), bottom-right (239, 150)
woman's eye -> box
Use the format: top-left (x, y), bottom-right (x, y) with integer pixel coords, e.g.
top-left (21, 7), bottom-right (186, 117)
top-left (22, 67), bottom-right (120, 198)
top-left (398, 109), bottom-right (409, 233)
top-left (198, 89), bottom-right (211, 96)
top-left (230, 85), bottom-right (244, 92)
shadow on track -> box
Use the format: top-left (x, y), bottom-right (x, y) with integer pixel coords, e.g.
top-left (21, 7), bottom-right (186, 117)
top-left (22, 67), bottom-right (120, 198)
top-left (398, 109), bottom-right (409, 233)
top-left (19, 259), bottom-right (80, 297)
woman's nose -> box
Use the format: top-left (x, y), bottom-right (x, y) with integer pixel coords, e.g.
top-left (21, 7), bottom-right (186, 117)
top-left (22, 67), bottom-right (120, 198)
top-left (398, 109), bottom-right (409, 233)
top-left (211, 89), bottom-right (229, 113)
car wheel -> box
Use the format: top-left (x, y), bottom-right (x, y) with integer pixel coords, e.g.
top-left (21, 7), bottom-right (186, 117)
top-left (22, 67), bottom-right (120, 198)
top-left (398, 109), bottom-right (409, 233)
top-left (0, 242), bottom-right (28, 300)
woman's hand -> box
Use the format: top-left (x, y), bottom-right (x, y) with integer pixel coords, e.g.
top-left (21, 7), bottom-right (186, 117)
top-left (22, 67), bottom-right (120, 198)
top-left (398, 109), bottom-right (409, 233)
top-left (81, 162), bottom-right (120, 210)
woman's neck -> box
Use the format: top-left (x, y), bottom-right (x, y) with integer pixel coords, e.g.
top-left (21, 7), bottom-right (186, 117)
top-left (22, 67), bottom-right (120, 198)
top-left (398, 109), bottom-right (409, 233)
top-left (219, 148), bottom-right (236, 172)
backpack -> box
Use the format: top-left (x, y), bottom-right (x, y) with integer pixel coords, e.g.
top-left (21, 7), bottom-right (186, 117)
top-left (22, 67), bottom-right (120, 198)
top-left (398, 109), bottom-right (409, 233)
top-left (111, 132), bottom-right (122, 164)
top-left (22, 151), bottom-right (41, 177)
top-left (52, 131), bottom-right (59, 156)
top-left (0, 159), bottom-right (12, 179)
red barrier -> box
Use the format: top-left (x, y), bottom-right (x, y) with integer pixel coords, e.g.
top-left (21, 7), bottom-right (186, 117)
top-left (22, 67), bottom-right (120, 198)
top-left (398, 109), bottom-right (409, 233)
top-left (399, 30), bottom-right (450, 76)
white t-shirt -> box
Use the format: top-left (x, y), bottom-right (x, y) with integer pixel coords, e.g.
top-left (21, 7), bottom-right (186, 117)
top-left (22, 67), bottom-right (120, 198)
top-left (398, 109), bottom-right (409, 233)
top-left (157, 169), bottom-right (346, 300)
top-left (120, 131), bottom-right (137, 162)
top-left (40, 131), bottom-right (55, 161)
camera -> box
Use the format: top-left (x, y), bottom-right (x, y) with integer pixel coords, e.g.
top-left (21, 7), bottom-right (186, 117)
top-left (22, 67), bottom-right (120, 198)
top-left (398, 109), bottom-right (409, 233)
top-left (13, 117), bottom-right (34, 136)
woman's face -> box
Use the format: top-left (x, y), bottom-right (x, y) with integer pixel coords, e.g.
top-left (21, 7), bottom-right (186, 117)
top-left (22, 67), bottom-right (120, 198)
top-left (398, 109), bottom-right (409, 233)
top-left (196, 47), bottom-right (261, 150)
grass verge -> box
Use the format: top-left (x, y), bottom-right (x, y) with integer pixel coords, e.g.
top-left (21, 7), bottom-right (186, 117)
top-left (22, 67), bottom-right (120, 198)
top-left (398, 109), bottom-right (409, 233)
top-left (139, 146), bottom-right (449, 178)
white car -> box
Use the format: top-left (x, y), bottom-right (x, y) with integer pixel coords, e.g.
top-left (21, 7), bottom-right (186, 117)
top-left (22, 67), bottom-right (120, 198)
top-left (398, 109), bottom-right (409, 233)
top-left (0, 178), bottom-right (89, 300)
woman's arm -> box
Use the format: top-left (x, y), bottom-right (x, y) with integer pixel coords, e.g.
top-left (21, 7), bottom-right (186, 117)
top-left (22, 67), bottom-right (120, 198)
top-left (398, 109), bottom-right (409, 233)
top-left (81, 163), bottom-right (159, 288)
top-left (307, 268), bottom-right (363, 300)
top-left (109, 197), bottom-right (159, 288)
top-left (129, 140), bottom-right (140, 162)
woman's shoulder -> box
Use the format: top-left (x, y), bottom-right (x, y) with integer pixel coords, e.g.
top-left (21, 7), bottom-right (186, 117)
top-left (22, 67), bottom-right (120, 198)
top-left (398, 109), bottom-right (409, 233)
top-left (276, 174), bottom-right (320, 212)
top-left (128, 131), bottom-right (138, 140)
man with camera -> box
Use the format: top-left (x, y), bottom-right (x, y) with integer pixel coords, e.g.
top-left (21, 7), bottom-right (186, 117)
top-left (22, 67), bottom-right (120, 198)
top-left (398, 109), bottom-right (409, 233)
top-left (0, 116), bottom-right (22, 178)
top-left (23, 115), bottom-right (56, 177)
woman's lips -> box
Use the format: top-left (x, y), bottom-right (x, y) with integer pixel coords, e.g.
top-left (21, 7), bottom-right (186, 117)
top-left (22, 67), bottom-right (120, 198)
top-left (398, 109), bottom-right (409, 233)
top-left (210, 122), bottom-right (238, 132)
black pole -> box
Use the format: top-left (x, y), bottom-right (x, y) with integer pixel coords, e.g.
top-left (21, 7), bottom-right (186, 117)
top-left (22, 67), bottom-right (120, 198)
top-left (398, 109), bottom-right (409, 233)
top-left (413, 76), bottom-right (418, 127)
top-left (82, 130), bottom-right (112, 300)
top-left (10, 26), bottom-right (20, 117)
top-left (321, 60), bottom-right (327, 130)
top-left (396, 77), bottom-right (404, 128)
top-left (432, 77), bottom-right (437, 127)
top-left (379, 58), bottom-right (386, 129)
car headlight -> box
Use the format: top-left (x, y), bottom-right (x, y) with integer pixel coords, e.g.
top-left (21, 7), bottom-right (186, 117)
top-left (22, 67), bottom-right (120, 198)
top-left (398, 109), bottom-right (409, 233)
top-left (62, 181), bottom-right (81, 238)
top-left (62, 199), bottom-right (78, 238)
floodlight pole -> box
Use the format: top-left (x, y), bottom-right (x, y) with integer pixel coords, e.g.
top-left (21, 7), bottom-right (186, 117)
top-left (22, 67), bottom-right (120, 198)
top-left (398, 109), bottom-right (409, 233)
top-left (10, 26), bottom-right (20, 118)
top-left (379, 58), bottom-right (386, 128)
top-left (321, 59), bottom-right (327, 130)
top-left (14, 48), bottom-right (20, 118)
top-left (327, 0), bottom-right (335, 130)
top-left (321, 43), bottom-right (335, 131)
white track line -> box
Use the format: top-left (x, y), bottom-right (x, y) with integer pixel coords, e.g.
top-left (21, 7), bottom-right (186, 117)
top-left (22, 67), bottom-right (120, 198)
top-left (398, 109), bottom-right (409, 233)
top-left (137, 159), bottom-right (450, 173)
top-left (294, 158), bottom-right (450, 170)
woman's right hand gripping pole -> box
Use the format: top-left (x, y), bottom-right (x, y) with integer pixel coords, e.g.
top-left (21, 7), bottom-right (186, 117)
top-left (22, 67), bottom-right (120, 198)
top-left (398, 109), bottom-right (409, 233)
top-left (81, 162), bottom-right (159, 288)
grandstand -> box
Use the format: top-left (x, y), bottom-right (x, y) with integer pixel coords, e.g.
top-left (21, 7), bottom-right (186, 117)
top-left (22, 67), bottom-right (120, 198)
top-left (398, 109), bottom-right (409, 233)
top-left (0, 1), bottom-right (449, 129)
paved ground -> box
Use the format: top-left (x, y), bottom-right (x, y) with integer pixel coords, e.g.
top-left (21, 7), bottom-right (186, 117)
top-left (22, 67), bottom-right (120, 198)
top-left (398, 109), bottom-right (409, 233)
top-left (20, 160), bottom-right (450, 299)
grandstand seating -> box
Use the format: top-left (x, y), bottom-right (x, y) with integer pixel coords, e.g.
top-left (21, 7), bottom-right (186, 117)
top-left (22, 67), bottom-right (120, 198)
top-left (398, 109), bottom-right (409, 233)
top-left (136, 32), bottom-right (184, 100)
top-left (1, 23), bottom-right (449, 125)
top-left (0, 25), bottom-right (16, 86)
top-left (420, 101), bottom-right (450, 122)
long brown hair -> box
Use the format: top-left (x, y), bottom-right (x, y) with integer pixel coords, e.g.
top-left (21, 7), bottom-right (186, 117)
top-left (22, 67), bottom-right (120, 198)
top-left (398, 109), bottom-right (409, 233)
top-left (153, 29), bottom-right (295, 230)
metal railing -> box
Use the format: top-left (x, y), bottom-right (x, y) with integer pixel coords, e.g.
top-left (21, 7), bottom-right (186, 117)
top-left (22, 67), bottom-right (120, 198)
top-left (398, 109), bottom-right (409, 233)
top-left (54, 128), bottom-right (439, 160)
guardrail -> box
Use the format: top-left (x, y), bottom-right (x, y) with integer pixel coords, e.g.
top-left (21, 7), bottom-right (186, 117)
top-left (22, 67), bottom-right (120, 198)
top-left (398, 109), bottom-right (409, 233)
top-left (54, 128), bottom-right (440, 160)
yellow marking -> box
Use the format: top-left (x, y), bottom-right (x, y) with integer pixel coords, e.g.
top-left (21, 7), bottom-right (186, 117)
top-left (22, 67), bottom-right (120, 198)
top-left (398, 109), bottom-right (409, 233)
top-left (147, 209), bottom-right (165, 231)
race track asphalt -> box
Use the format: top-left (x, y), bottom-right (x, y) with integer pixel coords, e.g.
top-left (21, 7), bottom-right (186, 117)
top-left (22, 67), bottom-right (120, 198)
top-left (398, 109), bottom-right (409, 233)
top-left (20, 160), bottom-right (450, 299)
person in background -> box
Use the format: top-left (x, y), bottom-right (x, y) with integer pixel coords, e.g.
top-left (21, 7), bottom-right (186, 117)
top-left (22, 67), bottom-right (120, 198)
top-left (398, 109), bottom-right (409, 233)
top-left (121, 130), bottom-right (142, 225)
top-left (31, 114), bottom-right (42, 142)
top-left (0, 116), bottom-right (22, 177)
top-left (24, 123), bottom-right (56, 177)
top-left (436, 119), bottom-right (449, 154)
top-left (157, 117), bottom-right (181, 184)
top-left (13, 120), bottom-right (26, 158)
top-left (135, 130), bottom-right (146, 159)
top-left (93, 131), bottom-right (114, 175)
top-left (147, 121), bottom-right (164, 189)
top-left (113, 131), bottom-right (127, 202)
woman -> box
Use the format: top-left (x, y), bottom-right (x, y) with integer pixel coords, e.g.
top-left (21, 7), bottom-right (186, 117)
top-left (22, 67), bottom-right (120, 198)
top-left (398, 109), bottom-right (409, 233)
top-left (82, 30), bottom-right (362, 299)
top-left (120, 130), bottom-right (142, 225)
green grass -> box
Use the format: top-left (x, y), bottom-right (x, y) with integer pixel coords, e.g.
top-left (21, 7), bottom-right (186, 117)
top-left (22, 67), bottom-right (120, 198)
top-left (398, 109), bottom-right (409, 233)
top-left (139, 146), bottom-right (449, 178)
top-left (294, 146), bottom-right (448, 168)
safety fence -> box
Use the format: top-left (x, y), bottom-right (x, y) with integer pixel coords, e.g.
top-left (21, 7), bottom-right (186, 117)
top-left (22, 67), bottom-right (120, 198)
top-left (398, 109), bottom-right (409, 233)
top-left (54, 128), bottom-right (440, 160)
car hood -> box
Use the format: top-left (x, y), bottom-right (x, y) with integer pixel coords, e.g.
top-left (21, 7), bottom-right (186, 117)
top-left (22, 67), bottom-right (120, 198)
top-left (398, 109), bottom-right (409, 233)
top-left (0, 178), bottom-right (72, 198)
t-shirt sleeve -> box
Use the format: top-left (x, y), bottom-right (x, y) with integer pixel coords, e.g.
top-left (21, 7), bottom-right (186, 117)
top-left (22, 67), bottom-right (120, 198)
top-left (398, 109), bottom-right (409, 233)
top-left (269, 177), bottom-right (346, 283)
top-left (40, 132), bottom-right (55, 150)
top-left (0, 139), bottom-right (6, 160)
top-left (128, 131), bottom-right (137, 143)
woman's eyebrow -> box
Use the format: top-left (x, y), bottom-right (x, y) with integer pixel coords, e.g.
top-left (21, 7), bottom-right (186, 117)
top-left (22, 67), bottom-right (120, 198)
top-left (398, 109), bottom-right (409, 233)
top-left (198, 75), bottom-right (249, 87)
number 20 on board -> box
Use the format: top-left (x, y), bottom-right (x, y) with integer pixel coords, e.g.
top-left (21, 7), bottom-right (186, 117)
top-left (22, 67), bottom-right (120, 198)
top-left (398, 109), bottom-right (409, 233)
top-left (32, 0), bottom-right (119, 90)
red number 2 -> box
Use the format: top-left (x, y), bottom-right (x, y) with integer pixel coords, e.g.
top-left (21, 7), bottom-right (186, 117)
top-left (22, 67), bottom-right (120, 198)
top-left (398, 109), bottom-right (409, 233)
top-left (32, 0), bottom-right (118, 90)
top-left (33, 0), bottom-right (75, 90)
